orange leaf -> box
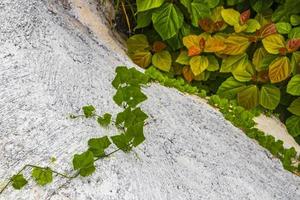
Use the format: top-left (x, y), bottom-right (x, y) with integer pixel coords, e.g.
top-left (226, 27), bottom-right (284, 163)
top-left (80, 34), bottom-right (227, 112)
top-left (188, 46), bottom-right (202, 56)
top-left (256, 23), bottom-right (277, 38)
top-left (286, 39), bottom-right (300, 53)
top-left (152, 41), bottom-right (167, 53)
top-left (213, 21), bottom-right (225, 32)
top-left (269, 56), bottom-right (291, 83)
top-left (182, 66), bottom-right (194, 82)
top-left (199, 18), bottom-right (214, 32)
top-left (204, 37), bottom-right (226, 52)
top-left (240, 9), bottom-right (250, 25)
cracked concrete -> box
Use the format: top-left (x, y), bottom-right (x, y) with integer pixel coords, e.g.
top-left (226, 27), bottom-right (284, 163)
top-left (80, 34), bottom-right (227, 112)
top-left (0, 0), bottom-right (299, 199)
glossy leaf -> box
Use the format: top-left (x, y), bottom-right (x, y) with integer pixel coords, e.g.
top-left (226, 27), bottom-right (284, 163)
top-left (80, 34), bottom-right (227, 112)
top-left (176, 50), bottom-right (190, 65)
top-left (137, 0), bottom-right (165, 12)
top-left (217, 76), bottom-right (246, 99)
top-left (127, 34), bottom-right (150, 54)
top-left (268, 56), bottom-right (291, 83)
top-left (204, 36), bottom-right (226, 52)
top-left (252, 47), bottom-right (268, 70)
top-left (182, 35), bottom-right (202, 49)
top-left (220, 36), bottom-right (251, 55)
top-left (275, 22), bottom-right (292, 35)
top-left (232, 61), bottom-right (255, 82)
top-left (190, 1), bottom-right (211, 27)
top-left (206, 55), bottom-right (219, 71)
top-left (290, 15), bottom-right (300, 26)
top-left (221, 8), bottom-right (240, 26)
top-left (262, 34), bottom-right (285, 54)
top-left (237, 85), bottom-right (259, 109)
top-left (130, 51), bottom-right (152, 68)
top-left (189, 56), bottom-right (209, 76)
top-left (287, 75), bottom-right (300, 96)
top-left (152, 50), bottom-right (172, 72)
top-left (286, 115), bottom-right (300, 137)
top-left (288, 27), bottom-right (300, 39)
top-left (245, 19), bottom-right (261, 33)
top-left (288, 98), bottom-right (300, 116)
top-left (152, 3), bottom-right (184, 40)
top-left (220, 53), bottom-right (248, 73)
top-left (259, 84), bottom-right (280, 110)
top-left (136, 11), bottom-right (153, 29)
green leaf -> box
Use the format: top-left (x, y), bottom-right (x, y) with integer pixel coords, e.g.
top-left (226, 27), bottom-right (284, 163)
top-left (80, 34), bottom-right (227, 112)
top-left (136, 10), bottom-right (153, 29)
top-left (259, 84), bottom-right (280, 110)
top-left (127, 34), bottom-right (150, 54)
top-left (189, 56), bottom-right (209, 76)
top-left (176, 50), bottom-right (190, 65)
top-left (262, 34), bottom-right (286, 54)
top-left (88, 136), bottom-right (111, 157)
top-left (111, 134), bottom-right (132, 152)
top-left (179, 0), bottom-right (191, 12)
top-left (275, 22), bottom-right (292, 34)
top-left (11, 174), bottom-right (28, 190)
top-left (291, 51), bottom-right (300, 74)
top-left (232, 61), bottom-right (255, 82)
top-left (113, 85), bottom-right (147, 108)
top-left (191, 1), bottom-right (211, 27)
top-left (126, 122), bottom-right (145, 147)
top-left (97, 113), bottom-right (112, 127)
top-left (220, 53), bottom-right (248, 73)
top-left (72, 151), bottom-right (95, 177)
top-left (137, 0), bottom-right (165, 12)
top-left (152, 50), bottom-right (172, 72)
top-left (203, 0), bottom-right (219, 8)
top-left (286, 115), bottom-right (300, 137)
top-left (237, 85), bottom-right (259, 109)
top-left (290, 15), bottom-right (300, 26)
top-left (245, 19), bottom-right (261, 33)
top-left (256, 54), bottom-right (277, 72)
top-left (112, 67), bottom-right (149, 89)
top-left (130, 51), bottom-right (152, 68)
top-left (217, 77), bottom-right (246, 99)
top-left (287, 75), bottom-right (300, 96)
top-left (288, 97), bottom-right (300, 116)
top-left (206, 55), bottom-right (219, 71)
top-left (116, 107), bottom-right (148, 128)
top-left (289, 27), bottom-right (300, 39)
top-left (32, 167), bottom-right (53, 186)
top-left (152, 3), bottom-right (184, 40)
top-left (82, 105), bottom-right (95, 118)
top-left (272, 0), bottom-right (300, 22)
top-left (250, 0), bottom-right (273, 13)
top-left (221, 8), bottom-right (240, 26)
top-left (268, 56), bottom-right (291, 83)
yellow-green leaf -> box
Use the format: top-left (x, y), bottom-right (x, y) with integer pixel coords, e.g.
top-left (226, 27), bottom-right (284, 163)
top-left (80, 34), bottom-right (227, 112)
top-left (237, 85), bottom-right (259, 109)
top-left (130, 51), bottom-right (152, 68)
top-left (262, 34), bottom-right (286, 54)
top-left (206, 55), bottom-right (219, 71)
top-left (268, 56), bottom-right (291, 83)
top-left (232, 61), bottom-right (255, 82)
top-left (259, 84), bottom-right (280, 110)
top-left (152, 50), bottom-right (172, 72)
top-left (221, 8), bottom-right (240, 26)
top-left (220, 35), bottom-right (251, 55)
top-left (217, 76), bottom-right (246, 99)
top-left (176, 50), bottom-right (190, 65)
top-left (288, 98), bottom-right (300, 116)
top-left (252, 47), bottom-right (268, 71)
top-left (245, 19), bottom-right (261, 33)
top-left (182, 35), bottom-right (201, 49)
top-left (291, 51), bottom-right (300, 74)
top-left (220, 53), bottom-right (248, 73)
top-left (287, 75), bottom-right (300, 96)
top-left (189, 56), bottom-right (209, 76)
top-left (127, 34), bottom-right (150, 54)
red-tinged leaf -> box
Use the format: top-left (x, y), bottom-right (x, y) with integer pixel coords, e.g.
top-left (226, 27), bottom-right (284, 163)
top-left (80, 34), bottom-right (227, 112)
top-left (213, 21), bottom-right (225, 32)
top-left (199, 38), bottom-right (206, 50)
top-left (255, 70), bottom-right (269, 83)
top-left (199, 18), bottom-right (214, 32)
top-left (279, 47), bottom-right (287, 56)
top-left (152, 41), bottom-right (167, 53)
top-left (188, 46), bottom-right (201, 57)
top-left (256, 23), bottom-right (277, 38)
top-left (286, 39), bottom-right (300, 53)
top-left (240, 9), bottom-right (250, 25)
top-left (182, 66), bottom-right (194, 82)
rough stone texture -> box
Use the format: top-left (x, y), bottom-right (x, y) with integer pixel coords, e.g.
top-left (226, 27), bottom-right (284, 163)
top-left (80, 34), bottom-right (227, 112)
top-left (0, 0), bottom-right (299, 199)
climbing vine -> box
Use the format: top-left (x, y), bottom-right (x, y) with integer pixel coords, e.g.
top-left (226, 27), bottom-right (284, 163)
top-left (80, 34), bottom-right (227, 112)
top-left (0, 66), bottom-right (149, 194)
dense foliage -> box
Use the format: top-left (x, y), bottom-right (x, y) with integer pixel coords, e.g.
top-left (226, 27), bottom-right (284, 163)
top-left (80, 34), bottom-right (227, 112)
top-left (125, 0), bottom-right (300, 142)
top-left (0, 67), bottom-right (149, 194)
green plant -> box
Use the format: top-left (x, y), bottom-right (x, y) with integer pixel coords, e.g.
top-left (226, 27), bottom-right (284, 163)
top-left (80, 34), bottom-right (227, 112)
top-left (0, 67), bottom-right (149, 194)
top-left (127, 0), bottom-right (300, 141)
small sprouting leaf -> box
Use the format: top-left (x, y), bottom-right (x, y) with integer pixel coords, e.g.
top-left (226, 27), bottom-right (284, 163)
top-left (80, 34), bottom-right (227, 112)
top-left (237, 85), bottom-right (259, 109)
top-left (97, 113), bottom-right (112, 127)
top-left (176, 50), bottom-right (190, 65)
top-left (152, 41), bottom-right (167, 52)
top-left (290, 15), bottom-right (300, 26)
top-left (259, 84), bottom-right (280, 110)
top-left (268, 56), bottom-right (291, 83)
top-left (220, 36), bottom-right (251, 55)
top-left (220, 53), bottom-right (248, 73)
top-left (152, 3), bottom-right (184, 40)
top-left (256, 23), bottom-right (277, 38)
top-left (262, 34), bottom-right (286, 54)
top-left (137, 0), bottom-right (165, 12)
top-left (287, 75), bottom-right (300, 96)
top-left (82, 105), bottom-right (95, 118)
top-left (245, 19), bottom-right (261, 33)
top-left (288, 98), bottom-right (300, 116)
top-left (111, 134), bottom-right (132, 152)
top-left (152, 50), bottom-right (172, 72)
top-left (275, 22), bottom-right (292, 34)
top-left (189, 56), bottom-right (209, 76)
top-left (240, 9), bottom-right (250, 25)
top-left (113, 85), bottom-right (147, 108)
top-left (217, 76), bottom-right (246, 99)
top-left (127, 34), bottom-right (150, 54)
top-left (182, 66), bottom-right (194, 82)
top-left (73, 151), bottom-right (95, 177)
top-left (206, 55), bottom-right (219, 71)
top-left (221, 8), bottom-right (240, 26)
top-left (32, 167), bottom-right (53, 186)
top-left (286, 115), bottom-right (300, 137)
top-left (11, 174), bottom-right (28, 190)
top-left (88, 136), bottom-right (111, 157)
top-left (130, 51), bottom-right (152, 68)
top-left (112, 67), bottom-right (149, 89)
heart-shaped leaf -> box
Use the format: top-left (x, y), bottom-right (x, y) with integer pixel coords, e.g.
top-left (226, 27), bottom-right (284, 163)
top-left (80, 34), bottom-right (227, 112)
top-left (275, 22), bottom-right (292, 34)
top-left (286, 115), bottom-right (300, 137)
top-left (221, 8), bottom-right (240, 26)
top-left (206, 55), bottom-right (220, 71)
top-left (287, 74), bottom-right (300, 96)
top-left (268, 56), bottom-right (291, 83)
top-left (182, 66), bottom-right (194, 82)
top-left (130, 51), bottom-right (152, 68)
top-left (288, 97), bottom-right (300, 116)
top-left (190, 1), bottom-right (211, 27)
top-left (237, 85), bottom-right (259, 109)
top-left (262, 34), bottom-right (286, 54)
top-left (232, 61), bottom-right (255, 82)
top-left (137, 0), bottom-right (165, 12)
top-left (189, 56), bottom-right (209, 76)
top-left (176, 50), bottom-right (190, 65)
top-left (32, 167), bottom-right (53, 186)
top-left (152, 50), bottom-right (172, 72)
top-left (220, 35), bottom-right (251, 55)
top-left (220, 53), bottom-right (248, 73)
top-left (217, 76), bottom-right (246, 99)
top-left (259, 84), bottom-right (280, 110)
